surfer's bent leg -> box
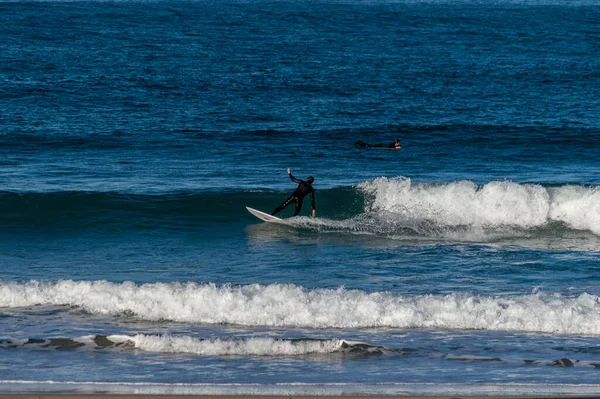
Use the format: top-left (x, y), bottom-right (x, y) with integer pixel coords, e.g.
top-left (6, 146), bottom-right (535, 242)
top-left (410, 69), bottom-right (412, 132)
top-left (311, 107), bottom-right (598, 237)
top-left (293, 198), bottom-right (304, 216)
top-left (272, 196), bottom-right (296, 216)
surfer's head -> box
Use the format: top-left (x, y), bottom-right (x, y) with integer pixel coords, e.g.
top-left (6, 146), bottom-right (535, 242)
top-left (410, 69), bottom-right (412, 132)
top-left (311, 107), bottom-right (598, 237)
top-left (394, 139), bottom-right (401, 148)
top-left (306, 176), bottom-right (314, 184)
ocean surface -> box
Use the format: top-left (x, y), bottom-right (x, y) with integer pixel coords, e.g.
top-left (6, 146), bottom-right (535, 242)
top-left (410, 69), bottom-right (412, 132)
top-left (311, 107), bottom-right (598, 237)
top-left (1, 0), bottom-right (600, 396)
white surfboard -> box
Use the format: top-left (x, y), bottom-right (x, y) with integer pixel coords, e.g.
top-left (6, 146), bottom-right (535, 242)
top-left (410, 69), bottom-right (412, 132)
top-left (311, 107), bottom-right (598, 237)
top-left (246, 207), bottom-right (291, 225)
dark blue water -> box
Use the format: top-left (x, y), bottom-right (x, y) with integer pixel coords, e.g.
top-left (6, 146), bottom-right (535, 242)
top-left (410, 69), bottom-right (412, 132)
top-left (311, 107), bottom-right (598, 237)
top-left (2, 0), bottom-right (600, 395)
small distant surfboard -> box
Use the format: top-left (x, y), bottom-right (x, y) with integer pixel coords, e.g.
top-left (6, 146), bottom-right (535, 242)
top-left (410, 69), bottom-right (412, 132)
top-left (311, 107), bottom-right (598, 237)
top-left (246, 207), bottom-right (291, 225)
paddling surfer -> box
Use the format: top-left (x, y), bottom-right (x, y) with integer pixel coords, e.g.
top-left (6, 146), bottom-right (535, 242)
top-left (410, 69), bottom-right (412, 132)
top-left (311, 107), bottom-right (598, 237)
top-left (354, 139), bottom-right (401, 149)
top-left (271, 168), bottom-right (316, 217)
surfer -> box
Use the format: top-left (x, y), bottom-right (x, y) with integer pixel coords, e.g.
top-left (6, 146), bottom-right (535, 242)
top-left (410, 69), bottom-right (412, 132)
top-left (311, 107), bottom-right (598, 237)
top-left (271, 168), bottom-right (316, 217)
top-left (354, 139), bottom-right (401, 149)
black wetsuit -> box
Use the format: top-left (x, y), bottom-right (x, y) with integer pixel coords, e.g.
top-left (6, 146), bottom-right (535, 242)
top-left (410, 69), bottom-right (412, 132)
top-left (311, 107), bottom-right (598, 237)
top-left (272, 174), bottom-right (315, 216)
top-left (355, 140), bottom-right (398, 149)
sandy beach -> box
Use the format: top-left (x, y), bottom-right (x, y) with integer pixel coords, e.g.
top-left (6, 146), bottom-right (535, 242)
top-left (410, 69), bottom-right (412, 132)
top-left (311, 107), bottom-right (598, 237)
top-left (3, 396), bottom-right (600, 399)
top-left (4, 395), bottom-right (600, 399)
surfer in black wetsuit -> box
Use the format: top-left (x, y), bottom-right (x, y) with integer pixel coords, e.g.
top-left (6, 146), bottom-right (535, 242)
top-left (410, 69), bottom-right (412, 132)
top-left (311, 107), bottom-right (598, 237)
top-left (355, 139), bottom-right (401, 149)
top-left (272, 168), bottom-right (316, 217)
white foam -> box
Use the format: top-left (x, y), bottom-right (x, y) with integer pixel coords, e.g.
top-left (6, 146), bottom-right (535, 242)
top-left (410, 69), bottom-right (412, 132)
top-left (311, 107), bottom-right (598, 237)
top-left (3, 280), bottom-right (600, 335)
top-left (356, 177), bottom-right (600, 236)
top-left (115, 334), bottom-right (345, 356)
top-left (549, 185), bottom-right (600, 235)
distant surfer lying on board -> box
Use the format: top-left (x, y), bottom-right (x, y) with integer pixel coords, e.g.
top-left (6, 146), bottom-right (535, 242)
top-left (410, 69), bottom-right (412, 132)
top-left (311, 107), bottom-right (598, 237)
top-left (272, 168), bottom-right (316, 217)
top-left (354, 139), bottom-right (401, 149)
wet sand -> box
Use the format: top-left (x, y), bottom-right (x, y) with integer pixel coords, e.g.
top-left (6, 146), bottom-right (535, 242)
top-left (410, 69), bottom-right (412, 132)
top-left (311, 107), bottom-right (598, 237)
top-left (2, 395), bottom-right (600, 399)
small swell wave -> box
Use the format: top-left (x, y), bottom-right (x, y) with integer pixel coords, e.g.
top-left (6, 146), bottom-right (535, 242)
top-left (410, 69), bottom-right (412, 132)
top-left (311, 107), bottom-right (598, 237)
top-left (3, 334), bottom-right (600, 370)
top-left (3, 280), bottom-right (600, 335)
top-left (0, 334), bottom-right (378, 356)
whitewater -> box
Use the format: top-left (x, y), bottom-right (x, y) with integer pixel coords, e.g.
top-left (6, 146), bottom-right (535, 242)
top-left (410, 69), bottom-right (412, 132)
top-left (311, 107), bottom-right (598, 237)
top-left (357, 178), bottom-right (600, 235)
top-left (3, 280), bottom-right (600, 335)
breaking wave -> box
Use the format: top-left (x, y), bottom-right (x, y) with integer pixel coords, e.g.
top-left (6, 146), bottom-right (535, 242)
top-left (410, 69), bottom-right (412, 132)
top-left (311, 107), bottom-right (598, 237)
top-left (2, 178), bottom-right (599, 242)
top-left (0, 334), bottom-right (380, 356)
top-left (3, 280), bottom-right (600, 335)
top-left (353, 177), bottom-right (600, 236)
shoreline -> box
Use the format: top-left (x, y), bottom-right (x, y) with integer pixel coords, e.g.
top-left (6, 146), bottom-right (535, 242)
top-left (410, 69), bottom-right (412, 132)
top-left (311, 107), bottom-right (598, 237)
top-left (2, 396), bottom-right (600, 399)
top-left (2, 381), bottom-right (600, 398)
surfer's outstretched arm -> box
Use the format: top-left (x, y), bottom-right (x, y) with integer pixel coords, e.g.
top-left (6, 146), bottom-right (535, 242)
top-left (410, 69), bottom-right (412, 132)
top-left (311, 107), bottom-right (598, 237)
top-left (310, 191), bottom-right (316, 217)
top-left (288, 168), bottom-right (302, 184)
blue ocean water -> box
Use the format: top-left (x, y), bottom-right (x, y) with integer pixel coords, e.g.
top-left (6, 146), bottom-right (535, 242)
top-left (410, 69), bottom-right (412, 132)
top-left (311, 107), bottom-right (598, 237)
top-left (2, 0), bottom-right (600, 395)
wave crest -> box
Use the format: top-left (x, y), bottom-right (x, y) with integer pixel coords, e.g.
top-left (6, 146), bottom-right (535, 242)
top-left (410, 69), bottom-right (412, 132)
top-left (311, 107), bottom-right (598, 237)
top-left (1, 334), bottom-right (365, 356)
top-left (356, 177), bottom-right (600, 235)
top-left (3, 280), bottom-right (600, 335)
